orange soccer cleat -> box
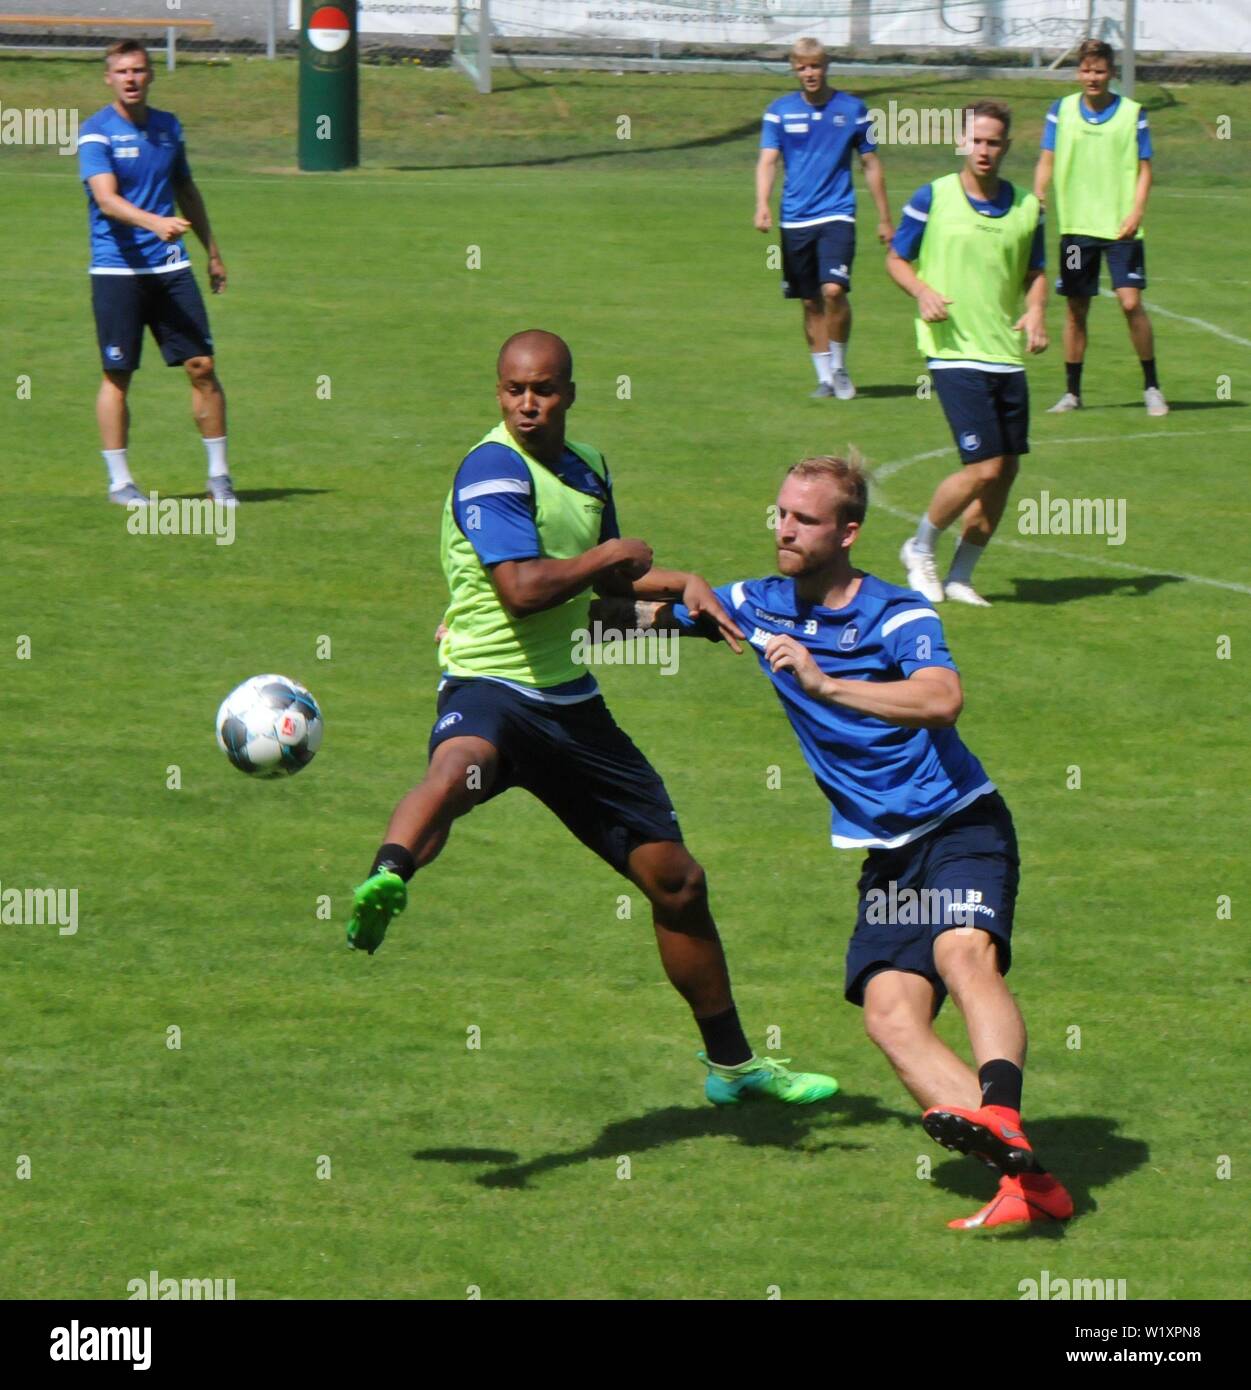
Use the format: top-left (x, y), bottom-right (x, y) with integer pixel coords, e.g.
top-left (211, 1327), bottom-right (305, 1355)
top-left (923, 1103), bottom-right (1038, 1176)
top-left (947, 1173), bottom-right (1075, 1230)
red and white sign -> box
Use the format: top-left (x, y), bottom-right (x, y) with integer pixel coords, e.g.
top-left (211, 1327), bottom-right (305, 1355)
top-left (308, 6), bottom-right (351, 53)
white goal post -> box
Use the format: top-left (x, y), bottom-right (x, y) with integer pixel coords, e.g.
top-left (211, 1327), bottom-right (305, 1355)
top-left (452, 0), bottom-right (493, 95)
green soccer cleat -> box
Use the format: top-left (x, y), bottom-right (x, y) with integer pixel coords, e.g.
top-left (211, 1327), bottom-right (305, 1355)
top-left (700, 1052), bottom-right (839, 1106)
top-left (346, 870), bottom-right (407, 955)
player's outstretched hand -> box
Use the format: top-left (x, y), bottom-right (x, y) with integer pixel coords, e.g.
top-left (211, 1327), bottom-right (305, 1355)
top-left (154, 215), bottom-right (191, 243)
top-left (916, 286), bottom-right (952, 323)
top-left (1014, 309), bottom-right (1049, 354)
top-left (682, 576), bottom-right (744, 653)
top-left (754, 206), bottom-right (772, 233)
top-left (765, 633), bottom-right (827, 697)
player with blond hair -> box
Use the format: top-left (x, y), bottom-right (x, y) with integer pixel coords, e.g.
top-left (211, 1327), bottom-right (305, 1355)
top-left (755, 38), bottom-right (893, 399)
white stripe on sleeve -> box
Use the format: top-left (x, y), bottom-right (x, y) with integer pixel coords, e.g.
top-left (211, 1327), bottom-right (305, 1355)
top-left (881, 607), bottom-right (940, 638)
top-left (457, 478), bottom-right (531, 502)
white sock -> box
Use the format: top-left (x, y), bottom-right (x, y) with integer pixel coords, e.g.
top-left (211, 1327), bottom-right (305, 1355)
top-left (103, 448), bottom-right (132, 491)
top-left (947, 538), bottom-right (987, 585)
top-left (203, 435), bottom-right (229, 479)
top-left (829, 341), bottom-right (847, 372)
top-left (913, 515), bottom-right (943, 554)
top-left (811, 352), bottom-right (833, 386)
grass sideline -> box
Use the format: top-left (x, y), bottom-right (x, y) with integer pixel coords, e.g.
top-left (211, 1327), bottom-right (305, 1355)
top-left (1, 58), bottom-right (1249, 1300)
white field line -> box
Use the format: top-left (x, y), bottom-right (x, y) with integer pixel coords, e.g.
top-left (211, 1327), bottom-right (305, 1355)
top-left (1098, 288), bottom-right (1251, 349)
top-left (871, 426), bottom-right (1251, 597)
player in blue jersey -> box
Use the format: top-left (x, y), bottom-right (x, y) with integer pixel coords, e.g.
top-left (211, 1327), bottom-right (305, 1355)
top-left (1034, 40), bottom-right (1166, 416)
top-left (755, 37), bottom-right (893, 400)
top-left (626, 456), bottom-right (1074, 1228)
top-left (77, 40), bottom-right (235, 507)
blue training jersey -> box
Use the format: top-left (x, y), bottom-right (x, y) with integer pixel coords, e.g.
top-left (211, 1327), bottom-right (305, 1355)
top-left (672, 573), bottom-right (994, 849)
top-left (78, 105), bottom-right (192, 274)
top-left (761, 89), bottom-right (875, 227)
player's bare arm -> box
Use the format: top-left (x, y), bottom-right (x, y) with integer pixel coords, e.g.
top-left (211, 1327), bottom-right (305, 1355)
top-left (589, 580), bottom-right (744, 652)
top-left (886, 250), bottom-right (951, 322)
top-left (1033, 147), bottom-right (1054, 208)
top-left (764, 632), bottom-right (963, 727)
top-left (491, 537), bottom-right (652, 619)
top-left (1014, 268), bottom-right (1049, 352)
top-left (754, 147), bottom-right (780, 230)
top-left (86, 171), bottom-right (189, 241)
top-left (1118, 159), bottom-right (1152, 239)
top-left (860, 151), bottom-right (894, 243)
top-left (175, 177), bottom-right (226, 292)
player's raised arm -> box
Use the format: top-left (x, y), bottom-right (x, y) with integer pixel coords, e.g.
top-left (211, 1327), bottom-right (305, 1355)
top-left (86, 171), bottom-right (189, 241)
top-left (492, 538), bottom-right (652, 619)
top-left (764, 632), bottom-right (962, 727)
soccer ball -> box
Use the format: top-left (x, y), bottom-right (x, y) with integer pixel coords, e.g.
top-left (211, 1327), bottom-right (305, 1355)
top-left (215, 674), bottom-right (323, 777)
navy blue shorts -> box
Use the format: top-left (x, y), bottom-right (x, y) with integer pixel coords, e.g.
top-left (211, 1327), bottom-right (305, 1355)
top-left (844, 791), bottom-right (1020, 1012)
top-left (1056, 235), bottom-right (1147, 298)
top-left (91, 268), bottom-right (214, 372)
top-left (428, 677), bottom-right (682, 875)
top-left (932, 367), bottom-right (1030, 465)
top-left (781, 220), bottom-right (856, 298)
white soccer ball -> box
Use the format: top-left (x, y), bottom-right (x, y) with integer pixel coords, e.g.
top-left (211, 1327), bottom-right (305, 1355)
top-left (215, 674), bottom-right (324, 778)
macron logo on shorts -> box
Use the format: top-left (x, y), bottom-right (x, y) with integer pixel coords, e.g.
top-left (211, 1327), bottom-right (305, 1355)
top-left (434, 712), bottom-right (463, 733)
top-left (960, 432), bottom-right (981, 451)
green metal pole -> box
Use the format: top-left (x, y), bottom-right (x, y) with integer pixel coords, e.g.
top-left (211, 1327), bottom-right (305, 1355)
top-left (298, 0), bottom-right (359, 171)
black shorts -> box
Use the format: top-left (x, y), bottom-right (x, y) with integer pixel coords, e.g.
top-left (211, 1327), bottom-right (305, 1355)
top-left (1056, 235), bottom-right (1147, 298)
top-left (781, 219), bottom-right (856, 299)
top-left (91, 267), bottom-right (214, 372)
top-left (932, 367), bottom-right (1030, 465)
top-left (845, 791), bottom-right (1020, 1012)
top-left (428, 676), bottom-right (682, 875)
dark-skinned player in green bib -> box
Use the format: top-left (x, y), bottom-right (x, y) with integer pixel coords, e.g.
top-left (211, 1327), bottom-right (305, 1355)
top-left (345, 330), bottom-right (838, 1107)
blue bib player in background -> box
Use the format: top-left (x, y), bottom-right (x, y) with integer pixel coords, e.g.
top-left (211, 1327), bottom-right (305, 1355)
top-left (77, 39), bottom-right (236, 508)
top-left (620, 455), bottom-right (1075, 1230)
top-left (754, 37), bottom-right (894, 400)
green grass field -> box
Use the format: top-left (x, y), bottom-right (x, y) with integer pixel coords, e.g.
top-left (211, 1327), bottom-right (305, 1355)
top-left (2, 56), bottom-right (1249, 1300)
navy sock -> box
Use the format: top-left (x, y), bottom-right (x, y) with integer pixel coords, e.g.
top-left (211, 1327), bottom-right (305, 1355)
top-left (1141, 357), bottom-right (1159, 390)
top-left (370, 843), bottom-right (416, 882)
top-left (1065, 361), bottom-right (1083, 397)
top-left (698, 1006), bottom-right (752, 1066)
top-left (978, 1058), bottom-right (1023, 1112)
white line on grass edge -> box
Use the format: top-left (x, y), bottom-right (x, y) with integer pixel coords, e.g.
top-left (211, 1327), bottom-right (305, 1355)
top-left (872, 426), bottom-right (1251, 597)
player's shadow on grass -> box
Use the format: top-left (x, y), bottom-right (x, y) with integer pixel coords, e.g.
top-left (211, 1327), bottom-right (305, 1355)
top-left (166, 487), bottom-right (333, 503)
top-left (992, 574), bottom-right (1182, 605)
top-left (850, 384), bottom-right (921, 399)
top-left (1104, 400), bottom-right (1246, 411)
top-left (412, 1092), bottom-right (913, 1191)
top-left (389, 120), bottom-right (761, 172)
top-left (931, 1114), bottom-right (1148, 1235)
